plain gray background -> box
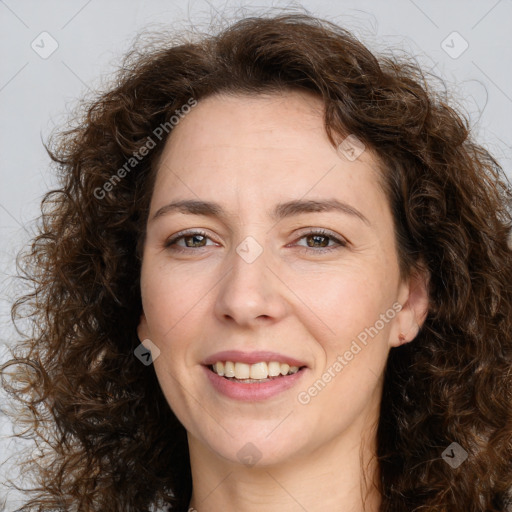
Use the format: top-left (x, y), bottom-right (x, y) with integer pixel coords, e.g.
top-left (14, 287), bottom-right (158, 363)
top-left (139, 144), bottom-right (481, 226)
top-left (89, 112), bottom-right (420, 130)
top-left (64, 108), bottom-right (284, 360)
top-left (1, 0), bottom-right (511, 508)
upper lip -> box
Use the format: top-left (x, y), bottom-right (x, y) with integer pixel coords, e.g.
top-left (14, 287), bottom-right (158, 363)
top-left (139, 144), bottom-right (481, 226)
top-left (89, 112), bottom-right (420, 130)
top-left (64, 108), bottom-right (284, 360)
top-left (203, 350), bottom-right (308, 368)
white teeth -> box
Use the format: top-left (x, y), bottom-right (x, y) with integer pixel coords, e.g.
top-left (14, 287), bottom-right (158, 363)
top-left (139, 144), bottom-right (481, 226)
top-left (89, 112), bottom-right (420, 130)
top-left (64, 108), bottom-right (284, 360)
top-left (234, 362), bottom-right (250, 379)
top-left (249, 362), bottom-right (268, 379)
top-left (224, 361), bottom-right (235, 378)
top-left (214, 362), bottom-right (224, 377)
top-left (268, 361), bottom-right (281, 377)
top-left (211, 360), bottom-right (302, 380)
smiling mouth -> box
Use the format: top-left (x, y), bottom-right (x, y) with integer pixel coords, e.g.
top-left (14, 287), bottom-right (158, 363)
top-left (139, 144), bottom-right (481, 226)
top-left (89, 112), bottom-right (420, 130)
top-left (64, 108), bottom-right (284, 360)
top-left (208, 361), bottom-right (306, 382)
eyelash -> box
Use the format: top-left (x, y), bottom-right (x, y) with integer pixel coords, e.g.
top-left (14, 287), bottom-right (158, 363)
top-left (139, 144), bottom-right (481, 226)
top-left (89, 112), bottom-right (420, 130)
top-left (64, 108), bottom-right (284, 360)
top-left (163, 228), bottom-right (347, 255)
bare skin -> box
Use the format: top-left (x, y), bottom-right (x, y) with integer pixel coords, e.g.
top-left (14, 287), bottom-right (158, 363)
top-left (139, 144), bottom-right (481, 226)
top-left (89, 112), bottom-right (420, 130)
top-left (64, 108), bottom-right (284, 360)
top-left (137, 91), bottom-right (429, 511)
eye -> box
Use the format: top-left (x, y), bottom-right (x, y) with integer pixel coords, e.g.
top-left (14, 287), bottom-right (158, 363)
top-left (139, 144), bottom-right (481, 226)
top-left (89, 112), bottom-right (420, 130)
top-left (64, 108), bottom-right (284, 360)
top-left (163, 228), bottom-right (347, 255)
top-left (164, 230), bottom-right (217, 252)
top-left (293, 229), bottom-right (347, 254)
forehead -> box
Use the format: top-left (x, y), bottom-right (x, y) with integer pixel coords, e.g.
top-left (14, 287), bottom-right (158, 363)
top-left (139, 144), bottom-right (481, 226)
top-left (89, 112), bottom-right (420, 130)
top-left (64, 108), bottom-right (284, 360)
top-left (150, 91), bottom-right (388, 224)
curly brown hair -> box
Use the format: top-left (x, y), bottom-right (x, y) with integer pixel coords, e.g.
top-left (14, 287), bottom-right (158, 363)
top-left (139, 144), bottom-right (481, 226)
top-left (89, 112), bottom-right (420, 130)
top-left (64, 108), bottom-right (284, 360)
top-left (2, 12), bottom-right (512, 512)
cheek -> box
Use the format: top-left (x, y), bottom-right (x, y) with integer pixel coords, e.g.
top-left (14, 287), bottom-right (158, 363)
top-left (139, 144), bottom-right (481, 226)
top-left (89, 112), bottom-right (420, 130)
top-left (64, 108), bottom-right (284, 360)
top-left (295, 271), bottom-right (394, 423)
top-left (140, 257), bottom-right (214, 341)
top-left (140, 261), bottom-right (208, 417)
top-left (286, 262), bottom-right (396, 349)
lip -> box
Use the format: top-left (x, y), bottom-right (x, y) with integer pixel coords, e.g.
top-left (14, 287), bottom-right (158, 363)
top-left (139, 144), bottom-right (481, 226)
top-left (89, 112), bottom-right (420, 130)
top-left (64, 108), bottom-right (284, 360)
top-left (203, 350), bottom-right (308, 367)
top-left (203, 364), bottom-right (308, 401)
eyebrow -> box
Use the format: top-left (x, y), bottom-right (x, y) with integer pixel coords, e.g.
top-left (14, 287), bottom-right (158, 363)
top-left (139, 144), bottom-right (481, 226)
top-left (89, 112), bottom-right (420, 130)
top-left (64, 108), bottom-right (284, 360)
top-left (150, 198), bottom-right (370, 225)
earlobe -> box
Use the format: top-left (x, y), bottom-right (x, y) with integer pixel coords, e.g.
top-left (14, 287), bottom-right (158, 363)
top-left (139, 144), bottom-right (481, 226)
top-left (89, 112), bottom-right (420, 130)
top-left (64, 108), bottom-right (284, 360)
top-left (137, 312), bottom-right (150, 342)
top-left (392, 264), bottom-right (429, 347)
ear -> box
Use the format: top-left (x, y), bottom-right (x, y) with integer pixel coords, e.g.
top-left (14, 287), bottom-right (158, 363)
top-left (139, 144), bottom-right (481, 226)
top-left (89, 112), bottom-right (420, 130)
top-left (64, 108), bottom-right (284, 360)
top-left (389, 263), bottom-right (430, 348)
top-left (137, 311), bottom-right (151, 342)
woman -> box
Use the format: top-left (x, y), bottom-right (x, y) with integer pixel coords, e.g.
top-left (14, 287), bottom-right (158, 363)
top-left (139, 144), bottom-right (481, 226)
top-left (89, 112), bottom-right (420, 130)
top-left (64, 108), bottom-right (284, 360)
top-left (2, 12), bottom-right (511, 512)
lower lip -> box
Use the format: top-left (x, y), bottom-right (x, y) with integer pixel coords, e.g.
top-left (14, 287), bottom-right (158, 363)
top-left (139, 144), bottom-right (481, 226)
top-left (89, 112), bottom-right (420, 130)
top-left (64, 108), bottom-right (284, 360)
top-left (203, 365), bottom-right (307, 401)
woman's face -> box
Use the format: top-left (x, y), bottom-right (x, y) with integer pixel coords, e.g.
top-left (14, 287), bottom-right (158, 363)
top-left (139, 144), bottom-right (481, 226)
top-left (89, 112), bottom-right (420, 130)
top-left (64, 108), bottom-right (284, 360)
top-left (138, 91), bottom-right (427, 467)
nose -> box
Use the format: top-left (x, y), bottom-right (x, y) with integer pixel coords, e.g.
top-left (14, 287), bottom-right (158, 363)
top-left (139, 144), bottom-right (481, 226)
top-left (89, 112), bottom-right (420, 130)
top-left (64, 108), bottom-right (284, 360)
top-left (213, 241), bottom-right (289, 327)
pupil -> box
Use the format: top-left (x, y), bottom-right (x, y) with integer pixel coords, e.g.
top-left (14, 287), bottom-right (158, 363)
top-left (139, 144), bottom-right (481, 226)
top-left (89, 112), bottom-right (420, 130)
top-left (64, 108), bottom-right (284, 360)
top-left (187, 235), bottom-right (205, 247)
top-left (308, 235), bottom-right (328, 247)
